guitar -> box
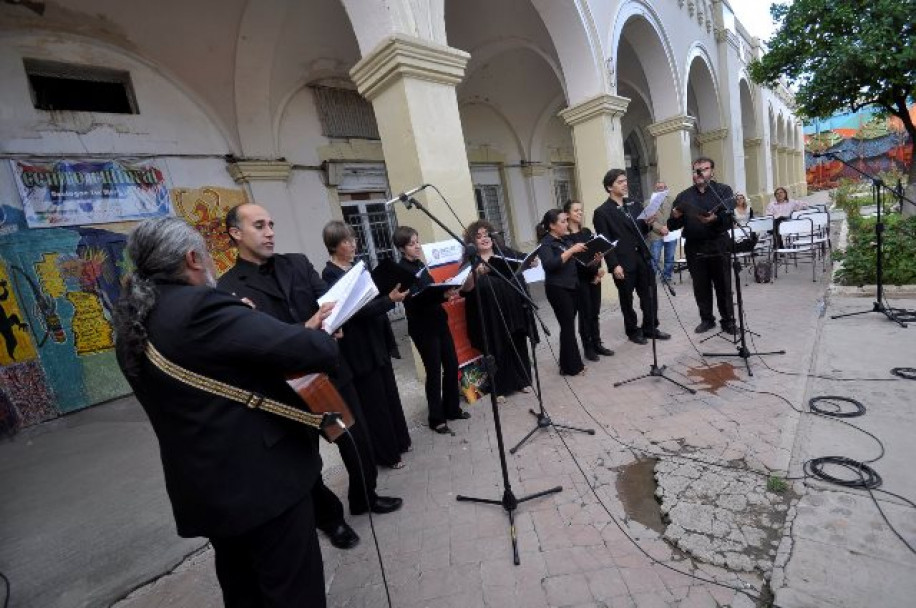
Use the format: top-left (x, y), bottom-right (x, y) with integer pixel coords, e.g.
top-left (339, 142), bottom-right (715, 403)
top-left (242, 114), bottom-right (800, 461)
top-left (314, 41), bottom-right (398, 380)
top-left (286, 373), bottom-right (355, 442)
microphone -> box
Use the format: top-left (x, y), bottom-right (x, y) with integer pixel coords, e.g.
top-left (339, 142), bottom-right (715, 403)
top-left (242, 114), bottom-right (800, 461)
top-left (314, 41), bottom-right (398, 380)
top-left (812, 152), bottom-right (832, 158)
top-left (695, 168), bottom-right (704, 176)
top-left (487, 230), bottom-right (506, 238)
top-left (385, 184), bottom-right (429, 207)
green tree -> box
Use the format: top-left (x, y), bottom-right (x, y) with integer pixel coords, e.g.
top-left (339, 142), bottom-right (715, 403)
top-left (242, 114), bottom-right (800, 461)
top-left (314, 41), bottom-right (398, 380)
top-left (749, 0), bottom-right (916, 188)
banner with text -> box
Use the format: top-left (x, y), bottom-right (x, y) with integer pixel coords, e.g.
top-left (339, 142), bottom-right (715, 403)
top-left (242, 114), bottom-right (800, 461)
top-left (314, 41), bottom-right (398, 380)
top-left (12, 159), bottom-right (172, 228)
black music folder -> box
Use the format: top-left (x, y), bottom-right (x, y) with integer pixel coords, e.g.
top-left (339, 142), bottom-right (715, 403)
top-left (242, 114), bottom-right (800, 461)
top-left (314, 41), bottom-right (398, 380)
top-left (371, 259), bottom-right (418, 295)
top-left (573, 235), bottom-right (616, 266)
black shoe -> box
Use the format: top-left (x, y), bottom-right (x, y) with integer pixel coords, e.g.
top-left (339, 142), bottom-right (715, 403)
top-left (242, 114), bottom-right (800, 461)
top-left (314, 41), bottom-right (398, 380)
top-left (721, 321), bottom-right (738, 334)
top-left (594, 344), bottom-right (614, 356)
top-left (628, 332), bottom-right (648, 345)
top-left (321, 522), bottom-right (360, 550)
top-left (447, 411), bottom-right (471, 421)
top-left (584, 348), bottom-right (600, 362)
top-left (351, 495), bottom-right (403, 516)
top-left (643, 329), bottom-right (671, 340)
top-left (695, 320), bottom-right (716, 333)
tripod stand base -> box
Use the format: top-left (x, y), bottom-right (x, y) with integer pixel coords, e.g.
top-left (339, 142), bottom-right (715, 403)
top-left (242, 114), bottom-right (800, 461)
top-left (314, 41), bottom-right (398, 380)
top-left (702, 347), bottom-right (786, 376)
top-left (456, 485), bottom-right (562, 565)
top-left (509, 409), bottom-right (595, 455)
top-left (614, 364), bottom-right (697, 394)
top-left (831, 301), bottom-right (908, 327)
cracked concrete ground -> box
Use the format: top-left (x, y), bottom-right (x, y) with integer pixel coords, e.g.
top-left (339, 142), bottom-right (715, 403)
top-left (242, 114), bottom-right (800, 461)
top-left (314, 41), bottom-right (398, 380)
top-left (3, 197), bottom-right (915, 607)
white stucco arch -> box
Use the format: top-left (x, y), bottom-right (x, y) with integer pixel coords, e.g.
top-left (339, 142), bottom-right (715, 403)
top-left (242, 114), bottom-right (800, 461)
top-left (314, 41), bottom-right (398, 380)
top-left (464, 37), bottom-right (565, 99)
top-left (459, 100), bottom-right (527, 160)
top-left (530, 94), bottom-right (571, 161)
top-left (609, 0), bottom-right (680, 119)
top-left (529, 0), bottom-right (607, 105)
top-left (0, 30), bottom-right (234, 155)
top-left (738, 76), bottom-right (758, 138)
top-left (684, 44), bottom-right (722, 131)
top-left (340, 0), bottom-right (447, 56)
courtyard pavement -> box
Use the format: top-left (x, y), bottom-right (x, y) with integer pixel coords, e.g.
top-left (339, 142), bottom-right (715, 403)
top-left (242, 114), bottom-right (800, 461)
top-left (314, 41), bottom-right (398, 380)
top-left (2, 194), bottom-right (915, 607)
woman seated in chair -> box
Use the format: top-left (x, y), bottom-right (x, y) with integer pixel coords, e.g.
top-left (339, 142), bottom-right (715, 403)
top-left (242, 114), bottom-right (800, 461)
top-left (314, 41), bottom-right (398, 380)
top-left (733, 193), bottom-right (754, 225)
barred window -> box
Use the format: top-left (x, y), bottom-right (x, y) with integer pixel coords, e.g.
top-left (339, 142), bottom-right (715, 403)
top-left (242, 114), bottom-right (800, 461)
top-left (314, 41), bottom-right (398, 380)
top-left (312, 86), bottom-right (379, 139)
top-left (24, 58), bottom-right (138, 114)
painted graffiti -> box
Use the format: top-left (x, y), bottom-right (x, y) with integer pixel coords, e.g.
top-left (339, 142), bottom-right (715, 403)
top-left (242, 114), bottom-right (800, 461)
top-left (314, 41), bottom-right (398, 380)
top-left (171, 187), bottom-right (247, 276)
top-left (0, 360), bottom-right (57, 428)
top-left (11, 264), bottom-right (67, 346)
top-left (0, 263), bottom-right (37, 365)
top-left (65, 291), bottom-right (114, 355)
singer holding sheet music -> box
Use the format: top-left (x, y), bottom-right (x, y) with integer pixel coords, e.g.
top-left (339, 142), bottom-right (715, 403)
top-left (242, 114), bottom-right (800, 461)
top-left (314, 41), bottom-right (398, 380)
top-left (667, 157), bottom-right (736, 334)
top-left (593, 169), bottom-right (670, 345)
top-left (393, 226), bottom-right (469, 434)
top-left (537, 209), bottom-right (589, 376)
top-left (321, 221), bottom-right (412, 469)
top-left (564, 200), bottom-right (613, 360)
top-left (460, 220), bottom-right (533, 400)
top-left (219, 203), bottom-right (402, 552)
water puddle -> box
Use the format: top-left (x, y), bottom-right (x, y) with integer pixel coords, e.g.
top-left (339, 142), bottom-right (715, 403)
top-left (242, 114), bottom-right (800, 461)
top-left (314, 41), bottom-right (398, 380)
top-left (614, 458), bottom-right (665, 534)
top-left (686, 362), bottom-right (739, 394)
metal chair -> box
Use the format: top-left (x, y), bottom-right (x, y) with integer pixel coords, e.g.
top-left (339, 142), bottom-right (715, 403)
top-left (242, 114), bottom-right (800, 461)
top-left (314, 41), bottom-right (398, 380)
top-left (773, 217), bottom-right (819, 281)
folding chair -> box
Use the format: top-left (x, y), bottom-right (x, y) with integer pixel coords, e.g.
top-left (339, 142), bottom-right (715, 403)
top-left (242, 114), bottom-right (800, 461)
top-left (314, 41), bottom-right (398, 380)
top-left (747, 216), bottom-right (774, 258)
top-left (773, 217), bottom-right (818, 281)
top-left (671, 230), bottom-right (688, 283)
top-left (729, 227), bottom-right (757, 285)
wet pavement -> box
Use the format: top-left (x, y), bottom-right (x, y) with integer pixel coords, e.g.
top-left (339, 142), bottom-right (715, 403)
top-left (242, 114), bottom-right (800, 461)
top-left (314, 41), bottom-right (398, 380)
top-left (3, 192), bottom-right (916, 607)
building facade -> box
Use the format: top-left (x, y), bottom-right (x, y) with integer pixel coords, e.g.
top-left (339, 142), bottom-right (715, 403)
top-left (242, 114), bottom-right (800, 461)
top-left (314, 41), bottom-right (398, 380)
top-left (0, 0), bottom-right (805, 429)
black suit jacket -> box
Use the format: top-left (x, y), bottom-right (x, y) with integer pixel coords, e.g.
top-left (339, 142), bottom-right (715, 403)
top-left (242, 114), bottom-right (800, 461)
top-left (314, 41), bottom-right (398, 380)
top-left (593, 198), bottom-right (651, 272)
top-left (116, 282), bottom-right (339, 539)
top-left (219, 253), bottom-right (352, 385)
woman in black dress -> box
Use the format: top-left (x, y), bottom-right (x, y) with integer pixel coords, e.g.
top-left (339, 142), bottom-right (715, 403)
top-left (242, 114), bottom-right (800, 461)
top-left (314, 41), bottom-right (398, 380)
top-left (321, 221), bottom-right (412, 468)
top-left (537, 209), bottom-right (589, 376)
top-left (459, 220), bottom-right (532, 401)
top-left (564, 199), bottom-right (613, 361)
top-left (393, 225), bottom-right (469, 434)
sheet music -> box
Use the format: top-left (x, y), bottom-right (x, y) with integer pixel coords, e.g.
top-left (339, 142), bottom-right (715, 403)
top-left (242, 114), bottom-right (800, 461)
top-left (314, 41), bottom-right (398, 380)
top-left (316, 261), bottom-right (380, 334)
top-left (637, 189), bottom-right (669, 220)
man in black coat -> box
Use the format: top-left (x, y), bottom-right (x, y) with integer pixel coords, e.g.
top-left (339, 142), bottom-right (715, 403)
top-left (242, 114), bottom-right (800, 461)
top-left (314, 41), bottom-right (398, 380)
top-left (218, 203), bottom-right (402, 551)
top-left (593, 168), bottom-right (671, 344)
top-left (667, 157), bottom-right (736, 334)
top-left (115, 217), bottom-right (337, 606)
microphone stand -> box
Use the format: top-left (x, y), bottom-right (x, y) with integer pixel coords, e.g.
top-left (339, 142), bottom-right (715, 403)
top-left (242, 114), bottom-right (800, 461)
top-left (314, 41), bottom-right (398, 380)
top-left (399, 195), bottom-right (562, 565)
top-left (821, 152), bottom-right (910, 327)
top-left (479, 240), bottom-right (594, 456)
top-left (696, 182), bottom-right (786, 375)
top-left (612, 201), bottom-right (696, 394)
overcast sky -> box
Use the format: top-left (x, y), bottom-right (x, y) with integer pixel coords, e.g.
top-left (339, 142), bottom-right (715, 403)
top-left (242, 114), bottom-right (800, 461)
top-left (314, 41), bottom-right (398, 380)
top-left (728, 0), bottom-right (787, 42)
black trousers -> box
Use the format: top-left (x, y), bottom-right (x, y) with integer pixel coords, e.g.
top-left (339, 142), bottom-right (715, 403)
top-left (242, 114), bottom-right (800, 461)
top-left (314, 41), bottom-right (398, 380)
top-left (576, 280), bottom-right (602, 350)
top-left (612, 260), bottom-right (655, 337)
top-left (410, 320), bottom-right (461, 427)
top-left (685, 237), bottom-right (734, 324)
top-left (211, 494), bottom-right (326, 608)
top-left (545, 283), bottom-right (584, 375)
top-left (313, 384), bottom-right (379, 521)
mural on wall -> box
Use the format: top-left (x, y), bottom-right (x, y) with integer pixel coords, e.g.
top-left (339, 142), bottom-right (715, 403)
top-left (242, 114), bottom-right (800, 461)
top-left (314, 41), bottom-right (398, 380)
top-left (11, 159), bottom-right (172, 228)
top-left (0, 203), bottom-right (132, 433)
top-left (0, 184), bottom-right (247, 433)
top-left (805, 105), bottom-right (914, 191)
top-left (172, 187), bottom-right (247, 276)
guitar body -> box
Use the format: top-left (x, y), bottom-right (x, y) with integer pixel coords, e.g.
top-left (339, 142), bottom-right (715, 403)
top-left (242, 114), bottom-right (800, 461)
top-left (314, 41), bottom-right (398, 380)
top-left (286, 373), bottom-right (355, 442)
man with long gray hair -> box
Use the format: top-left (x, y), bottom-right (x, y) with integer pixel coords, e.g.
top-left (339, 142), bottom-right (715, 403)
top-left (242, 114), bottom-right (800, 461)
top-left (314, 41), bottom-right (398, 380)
top-left (115, 216), bottom-right (337, 607)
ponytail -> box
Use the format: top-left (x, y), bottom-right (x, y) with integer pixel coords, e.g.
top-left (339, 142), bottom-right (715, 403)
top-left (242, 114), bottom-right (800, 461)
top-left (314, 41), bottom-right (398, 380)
top-left (537, 209), bottom-right (562, 240)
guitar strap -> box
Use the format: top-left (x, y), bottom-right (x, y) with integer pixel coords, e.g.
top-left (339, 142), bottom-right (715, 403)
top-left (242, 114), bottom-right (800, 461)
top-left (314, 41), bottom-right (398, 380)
top-left (144, 341), bottom-right (324, 429)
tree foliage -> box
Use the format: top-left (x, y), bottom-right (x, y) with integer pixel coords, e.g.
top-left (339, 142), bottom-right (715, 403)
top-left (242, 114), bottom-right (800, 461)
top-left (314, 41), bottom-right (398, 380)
top-left (749, 0), bottom-right (916, 177)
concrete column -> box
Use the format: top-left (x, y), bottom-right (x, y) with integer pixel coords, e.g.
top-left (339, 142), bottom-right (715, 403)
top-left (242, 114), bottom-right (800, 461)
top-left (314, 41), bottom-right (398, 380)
top-left (697, 128), bottom-right (729, 184)
top-left (226, 159), bottom-right (317, 257)
top-left (743, 138), bottom-right (766, 212)
top-left (794, 150), bottom-right (808, 196)
top-left (778, 146), bottom-right (790, 192)
top-left (647, 114), bottom-right (698, 196)
top-left (350, 35), bottom-right (475, 244)
top-left (770, 144), bottom-right (780, 191)
top-left (559, 94), bottom-right (630, 207)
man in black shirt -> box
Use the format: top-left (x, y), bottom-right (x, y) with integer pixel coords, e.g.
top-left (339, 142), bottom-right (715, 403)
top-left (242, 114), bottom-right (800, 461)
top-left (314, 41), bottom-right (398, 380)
top-left (218, 203), bottom-right (403, 551)
top-left (593, 169), bottom-right (670, 344)
top-left (667, 157), bottom-right (736, 334)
